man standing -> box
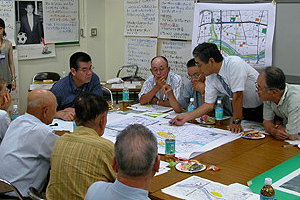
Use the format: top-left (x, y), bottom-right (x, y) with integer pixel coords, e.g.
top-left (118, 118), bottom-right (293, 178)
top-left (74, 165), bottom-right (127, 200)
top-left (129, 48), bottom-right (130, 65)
top-left (46, 92), bottom-right (116, 200)
top-left (139, 56), bottom-right (183, 107)
top-left (19, 3), bottom-right (43, 44)
top-left (51, 52), bottom-right (103, 121)
top-left (0, 89), bottom-right (58, 197)
top-left (256, 67), bottom-right (300, 140)
top-left (85, 124), bottom-right (160, 200)
top-left (170, 43), bottom-right (262, 133)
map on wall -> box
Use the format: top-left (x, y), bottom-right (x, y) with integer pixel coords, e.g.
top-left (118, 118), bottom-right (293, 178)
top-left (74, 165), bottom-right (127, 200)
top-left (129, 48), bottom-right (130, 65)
top-left (192, 3), bottom-right (276, 68)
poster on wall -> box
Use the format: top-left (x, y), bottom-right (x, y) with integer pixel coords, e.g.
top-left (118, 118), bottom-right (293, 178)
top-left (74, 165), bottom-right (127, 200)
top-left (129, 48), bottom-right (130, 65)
top-left (124, 0), bottom-right (158, 37)
top-left (158, 0), bottom-right (194, 40)
top-left (160, 40), bottom-right (192, 84)
top-left (17, 43), bottom-right (55, 60)
top-left (0, 0), bottom-right (16, 45)
top-left (125, 37), bottom-right (157, 80)
top-left (192, 3), bottom-right (276, 68)
top-left (43, 0), bottom-right (79, 43)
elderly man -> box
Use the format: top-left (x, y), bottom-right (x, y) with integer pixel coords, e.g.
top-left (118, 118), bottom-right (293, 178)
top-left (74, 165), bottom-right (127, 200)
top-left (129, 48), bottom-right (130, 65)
top-left (256, 67), bottom-right (300, 140)
top-left (46, 92), bottom-right (116, 200)
top-left (85, 124), bottom-right (160, 200)
top-left (0, 77), bottom-right (12, 144)
top-left (51, 52), bottom-right (103, 121)
top-left (170, 43), bottom-right (262, 133)
top-left (139, 56), bottom-right (183, 107)
top-left (0, 89), bottom-right (58, 197)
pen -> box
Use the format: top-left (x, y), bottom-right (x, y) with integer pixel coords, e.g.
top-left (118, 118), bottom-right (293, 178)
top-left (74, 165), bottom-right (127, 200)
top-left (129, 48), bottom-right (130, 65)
top-left (282, 144), bottom-right (298, 147)
top-left (50, 123), bottom-right (58, 126)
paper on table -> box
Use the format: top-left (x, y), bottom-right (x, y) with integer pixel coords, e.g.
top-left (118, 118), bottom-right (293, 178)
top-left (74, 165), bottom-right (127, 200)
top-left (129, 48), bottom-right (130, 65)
top-left (128, 103), bottom-right (173, 113)
top-left (111, 83), bottom-right (136, 89)
top-left (50, 119), bottom-right (74, 132)
top-left (155, 161), bottom-right (170, 176)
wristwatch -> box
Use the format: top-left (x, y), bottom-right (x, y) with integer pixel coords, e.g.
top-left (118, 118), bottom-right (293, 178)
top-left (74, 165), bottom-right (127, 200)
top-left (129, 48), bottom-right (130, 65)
top-left (232, 119), bottom-right (242, 124)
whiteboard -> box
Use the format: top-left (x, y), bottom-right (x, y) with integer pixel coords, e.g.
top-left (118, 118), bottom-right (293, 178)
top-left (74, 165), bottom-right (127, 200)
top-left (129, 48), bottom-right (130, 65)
top-left (125, 37), bottom-right (157, 79)
top-left (160, 40), bottom-right (192, 84)
top-left (158, 0), bottom-right (194, 40)
top-left (0, 0), bottom-right (15, 45)
top-left (124, 0), bottom-right (158, 37)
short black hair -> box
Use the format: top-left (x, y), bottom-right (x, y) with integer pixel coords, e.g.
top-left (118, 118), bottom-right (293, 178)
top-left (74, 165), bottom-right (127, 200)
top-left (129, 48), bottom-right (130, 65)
top-left (69, 52), bottom-right (92, 71)
top-left (192, 42), bottom-right (223, 64)
top-left (263, 67), bottom-right (286, 91)
top-left (74, 92), bottom-right (108, 126)
top-left (151, 56), bottom-right (169, 66)
top-left (0, 18), bottom-right (7, 37)
top-left (186, 58), bottom-right (196, 68)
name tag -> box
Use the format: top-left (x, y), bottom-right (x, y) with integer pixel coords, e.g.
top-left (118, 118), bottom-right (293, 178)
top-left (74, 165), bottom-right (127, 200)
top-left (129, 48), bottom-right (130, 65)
top-left (0, 53), bottom-right (5, 60)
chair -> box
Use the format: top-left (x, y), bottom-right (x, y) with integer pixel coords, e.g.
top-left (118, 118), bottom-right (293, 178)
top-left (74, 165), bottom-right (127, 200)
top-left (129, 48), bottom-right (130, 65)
top-left (116, 65), bottom-right (145, 82)
top-left (0, 178), bottom-right (24, 200)
top-left (27, 187), bottom-right (45, 200)
top-left (102, 86), bottom-right (114, 106)
top-left (32, 72), bottom-right (61, 84)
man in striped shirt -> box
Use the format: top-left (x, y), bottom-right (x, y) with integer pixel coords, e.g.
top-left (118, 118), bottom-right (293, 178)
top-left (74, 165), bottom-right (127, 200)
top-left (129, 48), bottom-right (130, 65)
top-left (139, 56), bottom-right (184, 107)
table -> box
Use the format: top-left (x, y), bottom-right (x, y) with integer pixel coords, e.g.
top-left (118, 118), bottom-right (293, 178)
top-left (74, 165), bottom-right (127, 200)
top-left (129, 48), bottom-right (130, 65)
top-left (148, 121), bottom-right (300, 199)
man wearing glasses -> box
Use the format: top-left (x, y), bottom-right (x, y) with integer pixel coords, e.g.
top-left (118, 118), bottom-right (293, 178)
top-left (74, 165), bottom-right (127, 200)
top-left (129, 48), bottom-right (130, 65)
top-left (170, 43), bottom-right (262, 133)
top-left (139, 56), bottom-right (183, 107)
top-left (256, 67), bottom-right (300, 141)
top-left (163, 58), bottom-right (232, 116)
top-left (51, 52), bottom-right (103, 121)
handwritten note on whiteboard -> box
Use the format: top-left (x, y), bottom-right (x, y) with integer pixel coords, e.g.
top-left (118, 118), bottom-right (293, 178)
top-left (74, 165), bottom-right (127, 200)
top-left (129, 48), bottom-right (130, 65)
top-left (43, 0), bottom-right (79, 43)
top-left (0, 0), bottom-right (15, 45)
top-left (159, 0), bottom-right (194, 40)
top-left (160, 40), bottom-right (192, 84)
top-left (124, 0), bottom-right (158, 37)
top-left (125, 37), bottom-right (157, 79)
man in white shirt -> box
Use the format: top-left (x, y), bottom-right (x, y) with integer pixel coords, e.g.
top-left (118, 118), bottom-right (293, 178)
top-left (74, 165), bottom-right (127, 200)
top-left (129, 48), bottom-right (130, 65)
top-left (0, 77), bottom-right (11, 144)
top-left (139, 56), bottom-right (184, 107)
top-left (170, 43), bottom-right (262, 133)
top-left (0, 89), bottom-right (58, 197)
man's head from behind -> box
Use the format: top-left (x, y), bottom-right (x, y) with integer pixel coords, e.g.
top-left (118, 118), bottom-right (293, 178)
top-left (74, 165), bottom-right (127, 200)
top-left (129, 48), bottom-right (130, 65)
top-left (27, 89), bottom-right (57, 125)
top-left (70, 52), bottom-right (93, 86)
top-left (150, 56), bottom-right (170, 80)
top-left (114, 124), bottom-right (159, 178)
top-left (74, 92), bottom-right (108, 136)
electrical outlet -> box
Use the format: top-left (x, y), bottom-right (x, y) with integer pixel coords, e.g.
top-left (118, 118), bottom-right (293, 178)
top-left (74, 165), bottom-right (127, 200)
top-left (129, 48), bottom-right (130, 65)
top-left (91, 28), bottom-right (97, 36)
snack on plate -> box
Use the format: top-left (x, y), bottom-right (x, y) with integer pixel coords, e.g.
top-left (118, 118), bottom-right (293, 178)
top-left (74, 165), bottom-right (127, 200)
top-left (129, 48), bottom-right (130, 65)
top-left (241, 130), bottom-right (262, 138)
top-left (200, 115), bottom-right (216, 124)
top-left (207, 165), bottom-right (221, 172)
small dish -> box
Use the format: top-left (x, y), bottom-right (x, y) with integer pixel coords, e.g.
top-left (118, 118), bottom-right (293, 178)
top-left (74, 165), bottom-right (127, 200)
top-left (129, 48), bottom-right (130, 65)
top-left (175, 161), bottom-right (206, 173)
top-left (241, 130), bottom-right (265, 140)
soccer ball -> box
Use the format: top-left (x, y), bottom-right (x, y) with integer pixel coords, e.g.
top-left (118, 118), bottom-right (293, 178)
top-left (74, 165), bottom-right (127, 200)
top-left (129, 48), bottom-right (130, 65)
top-left (17, 32), bottom-right (27, 44)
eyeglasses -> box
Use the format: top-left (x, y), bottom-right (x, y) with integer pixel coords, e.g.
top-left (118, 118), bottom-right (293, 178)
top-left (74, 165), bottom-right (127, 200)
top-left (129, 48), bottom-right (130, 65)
top-left (188, 74), bottom-right (201, 80)
top-left (255, 82), bottom-right (277, 93)
top-left (78, 66), bottom-right (94, 73)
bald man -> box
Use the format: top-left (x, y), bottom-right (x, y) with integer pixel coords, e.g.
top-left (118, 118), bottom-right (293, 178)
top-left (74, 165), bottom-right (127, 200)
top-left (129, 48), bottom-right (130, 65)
top-left (0, 89), bottom-right (58, 198)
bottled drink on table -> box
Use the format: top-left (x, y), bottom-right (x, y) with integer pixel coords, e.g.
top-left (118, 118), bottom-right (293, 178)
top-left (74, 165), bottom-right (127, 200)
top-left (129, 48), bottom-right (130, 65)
top-left (122, 84), bottom-right (129, 102)
top-left (165, 129), bottom-right (176, 162)
top-left (188, 97), bottom-right (196, 112)
top-left (215, 99), bottom-right (223, 125)
top-left (260, 178), bottom-right (275, 200)
top-left (11, 104), bottom-right (20, 121)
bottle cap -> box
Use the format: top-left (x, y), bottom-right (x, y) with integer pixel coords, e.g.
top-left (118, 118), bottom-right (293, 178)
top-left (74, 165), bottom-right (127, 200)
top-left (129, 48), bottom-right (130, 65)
top-left (265, 178), bottom-right (272, 185)
top-left (190, 98), bottom-right (194, 102)
top-left (217, 99), bottom-right (222, 104)
top-left (13, 105), bottom-right (18, 109)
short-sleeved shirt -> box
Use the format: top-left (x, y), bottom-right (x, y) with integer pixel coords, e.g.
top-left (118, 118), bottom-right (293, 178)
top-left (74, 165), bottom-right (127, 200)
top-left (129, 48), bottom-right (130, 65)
top-left (0, 109), bottom-right (10, 144)
top-left (205, 56), bottom-right (261, 108)
top-left (85, 179), bottom-right (150, 200)
top-left (50, 73), bottom-right (103, 110)
top-left (138, 72), bottom-right (184, 101)
top-left (263, 84), bottom-right (300, 136)
top-left (0, 113), bottom-right (58, 197)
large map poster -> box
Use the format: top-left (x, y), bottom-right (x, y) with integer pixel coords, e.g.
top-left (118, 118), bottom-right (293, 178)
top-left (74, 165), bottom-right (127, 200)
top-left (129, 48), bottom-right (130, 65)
top-left (192, 3), bottom-right (276, 68)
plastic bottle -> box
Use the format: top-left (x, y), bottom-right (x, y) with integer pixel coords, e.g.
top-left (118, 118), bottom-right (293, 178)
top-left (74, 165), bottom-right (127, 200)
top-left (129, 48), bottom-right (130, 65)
top-left (11, 105), bottom-right (20, 121)
top-left (62, 71), bottom-right (66, 78)
top-left (122, 84), bottom-right (129, 102)
top-left (165, 129), bottom-right (176, 162)
top-left (260, 178), bottom-right (275, 200)
top-left (215, 99), bottom-right (223, 120)
top-left (187, 98), bottom-right (196, 112)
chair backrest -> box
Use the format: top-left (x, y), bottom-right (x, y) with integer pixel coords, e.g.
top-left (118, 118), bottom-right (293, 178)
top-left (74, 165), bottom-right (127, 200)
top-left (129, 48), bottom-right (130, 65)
top-left (102, 86), bottom-right (113, 106)
top-left (116, 65), bottom-right (145, 82)
top-left (27, 187), bottom-right (45, 200)
top-left (0, 178), bottom-right (24, 200)
top-left (32, 72), bottom-right (61, 84)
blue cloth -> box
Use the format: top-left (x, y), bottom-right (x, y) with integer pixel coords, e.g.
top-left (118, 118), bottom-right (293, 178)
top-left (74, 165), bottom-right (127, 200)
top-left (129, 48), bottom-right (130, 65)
top-left (85, 179), bottom-right (150, 200)
top-left (50, 73), bottom-right (103, 110)
top-left (217, 74), bottom-right (233, 98)
top-left (0, 113), bottom-right (58, 197)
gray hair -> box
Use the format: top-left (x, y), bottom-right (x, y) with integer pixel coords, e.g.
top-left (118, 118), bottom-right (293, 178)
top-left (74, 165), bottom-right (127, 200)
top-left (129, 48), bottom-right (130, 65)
top-left (115, 124), bottom-right (158, 177)
top-left (263, 67), bottom-right (285, 91)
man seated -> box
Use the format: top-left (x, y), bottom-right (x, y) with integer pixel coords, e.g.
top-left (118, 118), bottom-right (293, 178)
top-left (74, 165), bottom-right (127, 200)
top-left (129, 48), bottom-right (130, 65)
top-left (256, 67), bottom-right (300, 140)
top-left (85, 124), bottom-right (160, 200)
top-left (170, 43), bottom-right (262, 133)
top-left (0, 89), bottom-right (58, 197)
top-left (0, 76), bottom-right (12, 144)
top-left (139, 56), bottom-right (183, 107)
top-left (46, 92), bottom-right (116, 200)
top-left (51, 52), bottom-right (103, 121)
top-left (163, 58), bottom-right (232, 116)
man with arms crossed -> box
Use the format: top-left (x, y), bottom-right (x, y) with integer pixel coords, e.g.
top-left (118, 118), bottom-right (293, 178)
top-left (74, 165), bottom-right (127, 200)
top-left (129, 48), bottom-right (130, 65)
top-left (51, 52), bottom-right (103, 121)
top-left (256, 67), bottom-right (300, 140)
top-left (170, 43), bottom-right (262, 133)
top-left (139, 56), bottom-right (183, 107)
top-left (85, 124), bottom-right (160, 200)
